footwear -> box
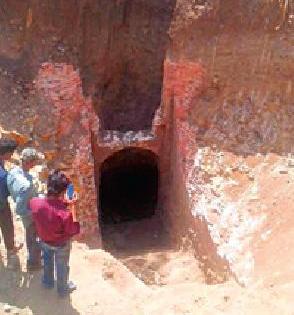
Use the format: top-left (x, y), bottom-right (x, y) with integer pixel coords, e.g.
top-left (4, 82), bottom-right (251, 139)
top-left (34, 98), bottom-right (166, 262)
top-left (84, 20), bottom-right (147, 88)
top-left (58, 281), bottom-right (77, 297)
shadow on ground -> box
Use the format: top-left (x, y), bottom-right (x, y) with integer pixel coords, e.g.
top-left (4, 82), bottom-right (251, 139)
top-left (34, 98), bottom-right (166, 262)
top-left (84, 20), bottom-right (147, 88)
top-left (0, 256), bottom-right (80, 315)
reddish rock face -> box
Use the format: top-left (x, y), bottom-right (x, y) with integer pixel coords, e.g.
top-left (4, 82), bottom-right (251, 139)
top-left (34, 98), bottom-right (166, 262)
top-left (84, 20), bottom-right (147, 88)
top-left (0, 0), bottom-right (293, 287)
top-left (35, 63), bottom-right (99, 239)
top-left (0, 0), bottom-right (176, 131)
top-left (80, 0), bottom-right (176, 131)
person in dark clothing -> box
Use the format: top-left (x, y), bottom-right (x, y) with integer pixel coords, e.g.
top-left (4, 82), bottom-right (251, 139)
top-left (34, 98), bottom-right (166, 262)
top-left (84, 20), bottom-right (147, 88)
top-left (30, 169), bottom-right (80, 297)
top-left (0, 139), bottom-right (22, 266)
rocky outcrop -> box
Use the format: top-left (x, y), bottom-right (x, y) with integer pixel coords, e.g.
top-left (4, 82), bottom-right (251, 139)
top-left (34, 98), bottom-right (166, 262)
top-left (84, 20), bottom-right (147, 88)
top-left (0, 0), bottom-right (293, 287)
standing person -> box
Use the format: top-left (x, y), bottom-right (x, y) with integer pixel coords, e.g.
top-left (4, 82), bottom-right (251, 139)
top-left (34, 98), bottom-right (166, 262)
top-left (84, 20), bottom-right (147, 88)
top-left (30, 169), bottom-right (80, 297)
top-left (0, 139), bottom-right (22, 266)
top-left (7, 148), bottom-right (43, 271)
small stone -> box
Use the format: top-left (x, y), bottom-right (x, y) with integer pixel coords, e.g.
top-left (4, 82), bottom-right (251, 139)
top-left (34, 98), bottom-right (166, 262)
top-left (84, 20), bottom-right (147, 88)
top-left (3, 304), bottom-right (12, 313)
top-left (103, 270), bottom-right (114, 279)
top-left (248, 173), bottom-right (255, 181)
top-left (223, 295), bottom-right (230, 302)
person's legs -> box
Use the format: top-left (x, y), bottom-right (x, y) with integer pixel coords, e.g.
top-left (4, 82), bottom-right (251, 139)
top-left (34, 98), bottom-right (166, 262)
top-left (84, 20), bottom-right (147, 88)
top-left (55, 242), bottom-right (75, 296)
top-left (0, 205), bottom-right (22, 270)
top-left (25, 222), bottom-right (41, 269)
top-left (0, 205), bottom-right (15, 252)
top-left (40, 242), bottom-right (54, 288)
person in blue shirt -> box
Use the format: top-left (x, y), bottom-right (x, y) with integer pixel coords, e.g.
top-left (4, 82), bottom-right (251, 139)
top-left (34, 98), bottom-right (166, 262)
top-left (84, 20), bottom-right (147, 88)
top-left (7, 147), bottom-right (44, 271)
top-left (0, 139), bottom-right (22, 266)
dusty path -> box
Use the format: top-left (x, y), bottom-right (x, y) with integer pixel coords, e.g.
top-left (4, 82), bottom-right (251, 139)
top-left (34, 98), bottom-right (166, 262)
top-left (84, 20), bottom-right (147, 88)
top-left (101, 216), bottom-right (204, 286)
top-left (0, 217), bottom-right (294, 315)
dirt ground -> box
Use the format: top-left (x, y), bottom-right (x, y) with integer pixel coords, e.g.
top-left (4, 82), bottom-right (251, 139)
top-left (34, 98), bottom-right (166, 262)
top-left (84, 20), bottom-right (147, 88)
top-left (1, 214), bottom-right (294, 315)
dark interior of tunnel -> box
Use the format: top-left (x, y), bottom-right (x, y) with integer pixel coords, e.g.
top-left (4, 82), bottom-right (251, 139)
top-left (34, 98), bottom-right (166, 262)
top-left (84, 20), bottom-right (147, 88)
top-left (99, 148), bottom-right (159, 226)
top-left (78, 0), bottom-right (177, 131)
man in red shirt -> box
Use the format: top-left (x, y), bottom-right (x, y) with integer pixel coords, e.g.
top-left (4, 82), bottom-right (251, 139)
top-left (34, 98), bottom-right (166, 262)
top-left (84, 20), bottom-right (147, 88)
top-left (30, 169), bottom-right (80, 297)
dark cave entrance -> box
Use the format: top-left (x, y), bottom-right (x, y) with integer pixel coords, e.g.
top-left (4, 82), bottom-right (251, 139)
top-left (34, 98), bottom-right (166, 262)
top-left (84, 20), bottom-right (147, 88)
top-left (98, 147), bottom-right (166, 251)
top-left (99, 147), bottom-right (159, 228)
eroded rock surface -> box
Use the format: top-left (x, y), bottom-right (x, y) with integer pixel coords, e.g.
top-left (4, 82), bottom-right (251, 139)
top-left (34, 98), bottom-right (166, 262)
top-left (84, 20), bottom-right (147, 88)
top-left (0, 0), bottom-right (293, 291)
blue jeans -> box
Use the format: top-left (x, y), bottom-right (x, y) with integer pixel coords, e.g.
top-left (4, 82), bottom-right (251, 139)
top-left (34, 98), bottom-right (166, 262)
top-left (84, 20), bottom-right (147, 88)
top-left (25, 222), bottom-right (41, 267)
top-left (40, 241), bottom-right (71, 295)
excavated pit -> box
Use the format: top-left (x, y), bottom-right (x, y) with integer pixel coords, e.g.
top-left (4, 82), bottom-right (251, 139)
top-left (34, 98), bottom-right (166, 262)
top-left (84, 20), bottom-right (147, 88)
top-left (0, 0), bottom-right (292, 292)
top-left (98, 148), bottom-right (167, 252)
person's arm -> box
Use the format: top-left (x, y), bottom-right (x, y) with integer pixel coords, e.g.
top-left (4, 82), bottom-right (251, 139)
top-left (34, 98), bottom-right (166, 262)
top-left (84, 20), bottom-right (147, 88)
top-left (15, 188), bottom-right (31, 216)
top-left (0, 173), bottom-right (9, 208)
top-left (64, 192), bottom-right (78, 222)
top-left (7, 172), bottom-right (31, 217)
top-left (68, 203), bottom-right (78, 222)
top-left (62, 211), bottom-right (80, 237)
top-left (62, 193), bottom-right (80, 237)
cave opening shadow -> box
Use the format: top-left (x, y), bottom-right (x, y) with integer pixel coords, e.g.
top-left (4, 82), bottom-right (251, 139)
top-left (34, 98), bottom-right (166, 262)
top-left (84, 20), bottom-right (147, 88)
top-left (99, 147), bottom-right (166, 250)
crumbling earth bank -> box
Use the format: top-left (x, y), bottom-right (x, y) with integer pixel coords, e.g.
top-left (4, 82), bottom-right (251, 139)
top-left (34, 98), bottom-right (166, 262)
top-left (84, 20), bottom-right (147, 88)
top-left (0, 0), bottom-right (293, 290)
top-left (168, 0), bottom-right (293, 286)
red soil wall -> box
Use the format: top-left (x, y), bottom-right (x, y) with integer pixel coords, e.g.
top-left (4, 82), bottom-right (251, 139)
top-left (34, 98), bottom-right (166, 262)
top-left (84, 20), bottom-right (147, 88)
top-left (0, 0), bottom-right (293, 287)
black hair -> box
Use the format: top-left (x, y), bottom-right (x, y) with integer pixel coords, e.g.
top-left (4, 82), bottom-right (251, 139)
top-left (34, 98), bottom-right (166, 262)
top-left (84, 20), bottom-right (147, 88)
top-left (0, 139), bottom-right (18, 156)
top-left (47, 169), bottom-right (70, 197)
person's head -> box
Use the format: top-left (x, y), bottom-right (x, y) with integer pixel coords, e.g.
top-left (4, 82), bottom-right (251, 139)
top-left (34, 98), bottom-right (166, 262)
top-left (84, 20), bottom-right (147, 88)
top-left (20, 148), bottom-right (44, 171)
top-left (0, 139), bottom-right (18, 161)
top-left (47, 169), bottom-right (70, 198)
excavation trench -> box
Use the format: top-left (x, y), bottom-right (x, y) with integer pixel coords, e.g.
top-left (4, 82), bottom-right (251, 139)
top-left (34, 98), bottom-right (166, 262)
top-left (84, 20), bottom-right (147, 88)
top-left (98, 148), bottom-right (168, 253)
top-left (97, 147), bottom-right (201, 285)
